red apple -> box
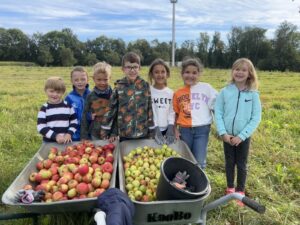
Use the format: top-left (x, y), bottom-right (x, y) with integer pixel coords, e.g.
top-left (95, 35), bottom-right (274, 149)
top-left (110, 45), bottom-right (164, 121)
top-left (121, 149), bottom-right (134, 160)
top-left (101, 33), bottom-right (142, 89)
top-left (78, 164), bottom-right (89, 176)
top-left (76, 182), bottom-right (89, 195)
top-left (105, 153), bottom-right (114, 163)
top-left (36, 161), bottom-right (44, 170)
top-left (52, 191), bottom-right (64, 201)
top-left (100, 179), bottom-right (110, 189)
top-left (102, 162), bottom-right (113, 173)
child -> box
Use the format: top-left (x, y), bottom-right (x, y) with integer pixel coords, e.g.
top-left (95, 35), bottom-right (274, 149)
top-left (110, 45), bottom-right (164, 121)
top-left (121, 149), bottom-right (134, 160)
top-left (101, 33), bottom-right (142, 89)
top-left (80, 62), bottom-right (115, 140)
top-left (148, 58), bottom-right (175, 145)
top-left (37, 77), bottom-right (78, 144)
top-left (214, 58), bottom-right (261, 205)
top-left (101, 52), bottom-right (155, 141)
top-left (65, 66), bottom-right (91, 141)
top-left (173, 58), bottom-right (217, 169)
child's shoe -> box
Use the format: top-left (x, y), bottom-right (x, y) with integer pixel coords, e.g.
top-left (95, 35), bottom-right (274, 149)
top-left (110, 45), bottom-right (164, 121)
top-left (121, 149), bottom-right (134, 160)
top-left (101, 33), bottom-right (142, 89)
top-left (236, 191), bottom-right (245, 207)
top-left (225, 187), bottom-right (235, 195)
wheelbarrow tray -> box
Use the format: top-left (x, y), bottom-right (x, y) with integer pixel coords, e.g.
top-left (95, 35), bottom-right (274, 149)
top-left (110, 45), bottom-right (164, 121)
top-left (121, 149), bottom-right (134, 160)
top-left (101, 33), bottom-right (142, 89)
top-left (118, 139), bottom-right (211, 225)
top-left (2, 140), bottom-right (118, 214)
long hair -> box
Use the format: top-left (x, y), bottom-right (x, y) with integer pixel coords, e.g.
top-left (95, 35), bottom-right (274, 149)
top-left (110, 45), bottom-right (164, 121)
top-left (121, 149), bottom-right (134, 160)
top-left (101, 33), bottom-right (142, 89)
top-left (231, 58), bottom-right (258, 90)
top-left (148, 58), bottom-right (170, 85)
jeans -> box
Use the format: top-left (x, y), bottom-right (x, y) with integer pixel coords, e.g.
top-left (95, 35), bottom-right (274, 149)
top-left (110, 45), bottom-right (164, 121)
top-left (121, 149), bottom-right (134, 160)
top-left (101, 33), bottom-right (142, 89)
top-left (179, 125), bottom-right (211, 169)
top-left (223, 138), bottom-right (250, 192)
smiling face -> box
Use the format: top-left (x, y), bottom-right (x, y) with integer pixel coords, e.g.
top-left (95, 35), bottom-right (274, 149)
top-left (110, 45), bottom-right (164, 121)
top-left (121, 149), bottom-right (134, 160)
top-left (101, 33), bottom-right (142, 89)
top-left (151, 64), bottom-right (169, 89)
top-left (122, 62), bottom-right (140, 82)
top-left (46, 88), bottom-right (63, 104)
top-left (93, 72), bottom-right (110, 91)
top-left (181, 65), bottom-right (200, 86)
top-left (232, 63), bottom-right (249, 86)
top-left (71, 71), bottom-right (88, 93)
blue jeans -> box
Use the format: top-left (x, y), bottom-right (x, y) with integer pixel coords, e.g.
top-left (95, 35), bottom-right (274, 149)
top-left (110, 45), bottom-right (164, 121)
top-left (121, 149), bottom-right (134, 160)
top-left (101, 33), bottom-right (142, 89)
top-left (179, 125), bottom-right (211, 169)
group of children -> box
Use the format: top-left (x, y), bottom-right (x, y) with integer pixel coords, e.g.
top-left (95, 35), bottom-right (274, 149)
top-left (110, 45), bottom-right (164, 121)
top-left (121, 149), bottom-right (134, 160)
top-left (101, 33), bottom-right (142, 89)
top-left (37, 52), bottom-right (261, 206)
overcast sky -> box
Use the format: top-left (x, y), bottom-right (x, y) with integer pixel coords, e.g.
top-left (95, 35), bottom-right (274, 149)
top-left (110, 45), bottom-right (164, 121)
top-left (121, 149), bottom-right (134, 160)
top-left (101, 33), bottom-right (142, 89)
top-left (1, 0), bottom-right (300, 45)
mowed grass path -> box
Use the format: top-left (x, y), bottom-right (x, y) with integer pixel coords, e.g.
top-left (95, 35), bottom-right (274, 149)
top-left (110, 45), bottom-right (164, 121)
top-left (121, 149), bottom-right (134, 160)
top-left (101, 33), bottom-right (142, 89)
top-left (0, 65), bottom-right (299, 225)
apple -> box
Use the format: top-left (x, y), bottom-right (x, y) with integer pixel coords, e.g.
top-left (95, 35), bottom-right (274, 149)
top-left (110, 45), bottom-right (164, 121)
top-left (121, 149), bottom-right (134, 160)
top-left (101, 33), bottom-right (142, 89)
top-left (29, 172), bottom-right (37, 182)
top-left (85, 147), bottom-right (92, 154)
top-left (74, 173), bottom-right (83, 182)
top-left (58, 184), bottom-right (69, 194)
top-left (52, 191), bottom-right (64, 201)
top-left (76, 182), bottom-right (89, 195)
top-left (78, 164), bottom-right (89, 176)
top-left (97, 156), bottom-right (105, 165)
top-left (67, 188), bottom-right (77, 198)
top-left (100, 179), bottom-right (110, 189)
top-left (102, 162), bottom-right (113, 173)
top-left (23, 184), bottom-right (33, 190)
top-left (106, 143), bottom-right (115, 151)
top-left (105, 153), bottom-right (114, 163)
top-left (94, 188), bottom-right (105, 197)
top-left (79, 158), bottom-right (89, 165)
top-left (39, 169), bottom-right (52, 180)
top-left (49, 147), bottom-right (58, 154)
top-left (91, 177), bottom-right (102, 188)
top-left (48, 153), bottom-right (56, 160)
top-left (82, 173), bottom-right (92, 183)
top-left (102, 172), bottom-right (111, 180)
top-left (36, 161), bottom-right (44, 170)
top-left (68, 179), bottom-right (78, 189)
top-left (51, 174), bottom-right (60, 182)
top-left (89, 155), bottom-right (98, 164)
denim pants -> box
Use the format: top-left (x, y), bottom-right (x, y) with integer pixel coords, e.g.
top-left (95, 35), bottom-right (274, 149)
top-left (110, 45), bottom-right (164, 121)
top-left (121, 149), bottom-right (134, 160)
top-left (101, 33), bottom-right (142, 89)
top-left (223, 138), bottom-right (250, 192)
top-left (179, 125), bottom-right (211, 169)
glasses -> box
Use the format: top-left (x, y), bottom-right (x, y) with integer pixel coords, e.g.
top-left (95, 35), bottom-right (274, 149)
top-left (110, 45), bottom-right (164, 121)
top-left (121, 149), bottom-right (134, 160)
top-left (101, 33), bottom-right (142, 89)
top-left (124, 65), bottom-right (139, 71)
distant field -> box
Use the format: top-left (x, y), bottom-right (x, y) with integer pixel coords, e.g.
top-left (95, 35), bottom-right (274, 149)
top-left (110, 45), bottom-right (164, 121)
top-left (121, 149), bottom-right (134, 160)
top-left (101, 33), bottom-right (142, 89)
top-left (0, 65), bottom-right (299, 225)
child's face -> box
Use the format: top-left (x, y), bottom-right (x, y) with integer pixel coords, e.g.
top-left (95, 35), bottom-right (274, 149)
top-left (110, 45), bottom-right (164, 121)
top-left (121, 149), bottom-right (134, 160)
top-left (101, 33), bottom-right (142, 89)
top-left (182, 65), bottom-right (200, 86)
top-left (122, 62), bottom-right (140, 82)
top-left (71, 71), bottom-right (88, 92)
top-left (45, 88), bottom-right (64, 104)
top-left (232, 63), bottom-right (249, 85)
top-left (93, 73), bottom-right (110, 91)
top-left (152, 64), bottom-right (168, 87)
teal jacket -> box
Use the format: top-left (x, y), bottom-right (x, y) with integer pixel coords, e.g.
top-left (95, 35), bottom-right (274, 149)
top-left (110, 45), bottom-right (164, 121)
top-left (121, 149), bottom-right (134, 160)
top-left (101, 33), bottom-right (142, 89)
top-left (214, 83), bottom-right (261, 141)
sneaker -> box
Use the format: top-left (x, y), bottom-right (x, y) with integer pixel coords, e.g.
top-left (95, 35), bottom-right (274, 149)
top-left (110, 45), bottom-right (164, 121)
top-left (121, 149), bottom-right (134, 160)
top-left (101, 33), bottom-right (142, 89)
top-left (236, 191), bottom-right (245, 207)
top-left (225, 187), bottom-right (235, 195)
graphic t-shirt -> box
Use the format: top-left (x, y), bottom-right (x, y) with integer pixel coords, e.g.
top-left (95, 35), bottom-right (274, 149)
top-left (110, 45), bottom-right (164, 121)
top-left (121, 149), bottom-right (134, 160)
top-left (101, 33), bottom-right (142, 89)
top-left (173, 82), bottom-right (218, 127)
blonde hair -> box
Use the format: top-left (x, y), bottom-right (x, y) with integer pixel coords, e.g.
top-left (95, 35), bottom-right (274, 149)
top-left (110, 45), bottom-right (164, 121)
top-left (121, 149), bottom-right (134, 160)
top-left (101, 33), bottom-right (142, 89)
top-left (44, 77), bottom-right (66, 93)
top-left (231, 58), bottom-right (258, 90)
top-left (93, 62), bottom-right (112, 77)
top-left (70, 66), bottom-right (88, 78)
top-left (148, 58), bottom-right (170, 85)
top-left (181, 58), bottom-right (204, 75)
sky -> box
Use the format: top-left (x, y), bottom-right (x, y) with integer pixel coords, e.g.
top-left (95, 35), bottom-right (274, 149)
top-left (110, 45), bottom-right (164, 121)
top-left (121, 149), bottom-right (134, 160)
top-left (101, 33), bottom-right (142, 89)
top-left (0, 0), bottom-right (300, 45)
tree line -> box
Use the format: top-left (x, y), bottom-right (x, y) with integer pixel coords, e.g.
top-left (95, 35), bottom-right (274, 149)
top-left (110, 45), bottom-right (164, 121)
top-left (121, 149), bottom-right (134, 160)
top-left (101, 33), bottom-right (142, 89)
top-left (1, 21), bottom-right (300, 71)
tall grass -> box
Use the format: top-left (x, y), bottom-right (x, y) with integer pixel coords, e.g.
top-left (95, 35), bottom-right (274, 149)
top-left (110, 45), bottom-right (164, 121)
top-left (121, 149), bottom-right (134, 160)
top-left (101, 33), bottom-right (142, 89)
top-left (0, 65), bottom-right (299, 225)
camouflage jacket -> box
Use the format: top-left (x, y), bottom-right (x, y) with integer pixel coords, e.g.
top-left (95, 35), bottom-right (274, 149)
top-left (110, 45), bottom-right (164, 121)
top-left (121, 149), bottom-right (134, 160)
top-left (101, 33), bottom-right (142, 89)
top-left (81, 87), bottom-right (117, 139)
top-left (101, 76), bottom-right (155, 138)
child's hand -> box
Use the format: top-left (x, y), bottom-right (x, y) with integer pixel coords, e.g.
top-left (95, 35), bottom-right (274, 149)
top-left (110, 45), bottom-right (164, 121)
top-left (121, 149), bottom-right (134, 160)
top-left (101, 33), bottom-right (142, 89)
top-left (222, 134), bottom-right (234, 144)
top-left (56, 134), bottom-right (65, 144)
top-left (174, 127), bottom-right (180, 140)
top-left (109, 136), bottom-right (118, 143)
top-left (91, 113), bottom-right (96, 120)
top-left (230, 136), bottom-right (242, 146)
top-left (64, 133), bottom-right (72, 144)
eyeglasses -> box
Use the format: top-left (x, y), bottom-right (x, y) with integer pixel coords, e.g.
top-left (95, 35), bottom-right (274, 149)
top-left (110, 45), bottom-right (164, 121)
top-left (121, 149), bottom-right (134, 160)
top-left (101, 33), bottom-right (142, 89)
top-left (124, 65), bottom-right (139, 71)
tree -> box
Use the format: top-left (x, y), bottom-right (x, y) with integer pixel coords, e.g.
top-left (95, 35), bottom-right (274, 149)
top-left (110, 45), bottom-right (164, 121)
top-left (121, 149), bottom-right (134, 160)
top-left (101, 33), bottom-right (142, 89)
top-left (208, 32), bottom-right (225, 68)
top-left (196, 32), bottom-right (210, 66)
top-left (59, 47), bottom-right (77, 66)
top-left (273, 21), bottom-right (300, 71)
top-left (37, 45), bottom-right (53, 66)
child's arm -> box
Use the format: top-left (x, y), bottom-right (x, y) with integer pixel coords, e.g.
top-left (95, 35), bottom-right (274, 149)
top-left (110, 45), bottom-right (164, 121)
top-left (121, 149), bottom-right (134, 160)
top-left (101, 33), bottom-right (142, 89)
top-left (237, 92), bottom-right (262, 141)
top-left (37, 105), bottom-right (58, 141)
top-left (80, 96), bottom-right (91, 140)
top-left (146, 84), bottom-right (155, 134)
top-left (67, 106), bottom-right (78, 138)
top-left (101, 88), bottom-right (118, 138)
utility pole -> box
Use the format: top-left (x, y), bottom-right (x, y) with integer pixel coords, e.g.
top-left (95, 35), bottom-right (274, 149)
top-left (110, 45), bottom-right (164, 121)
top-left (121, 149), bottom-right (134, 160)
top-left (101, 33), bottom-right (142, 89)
top-left (170, 0), bottom-right (177, 67)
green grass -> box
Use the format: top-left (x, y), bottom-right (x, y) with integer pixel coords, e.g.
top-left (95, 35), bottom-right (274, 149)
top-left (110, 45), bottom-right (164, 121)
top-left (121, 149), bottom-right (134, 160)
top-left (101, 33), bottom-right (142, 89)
top-left (0, 65), bottom-right (300, 225)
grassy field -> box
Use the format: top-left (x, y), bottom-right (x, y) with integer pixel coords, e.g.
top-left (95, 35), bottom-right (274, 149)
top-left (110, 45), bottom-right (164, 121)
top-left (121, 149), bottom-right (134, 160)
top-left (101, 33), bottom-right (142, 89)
top-left (0, 65), bottom-right (299, 225)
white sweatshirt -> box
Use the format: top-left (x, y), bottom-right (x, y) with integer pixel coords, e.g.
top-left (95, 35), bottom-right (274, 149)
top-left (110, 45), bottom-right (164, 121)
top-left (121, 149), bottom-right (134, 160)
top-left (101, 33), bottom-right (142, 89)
top-left (150, 86), bottom-right (175, 131)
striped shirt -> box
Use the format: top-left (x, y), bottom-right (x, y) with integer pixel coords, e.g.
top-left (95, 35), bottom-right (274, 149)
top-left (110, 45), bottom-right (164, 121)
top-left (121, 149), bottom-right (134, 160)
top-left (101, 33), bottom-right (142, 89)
top-left (37, 101), bottom-right (78, 142)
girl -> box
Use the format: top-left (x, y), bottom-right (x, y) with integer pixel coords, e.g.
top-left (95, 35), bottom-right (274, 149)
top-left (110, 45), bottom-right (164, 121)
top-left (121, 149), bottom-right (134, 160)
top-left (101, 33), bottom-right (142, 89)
top-left (148, 58), bottom-right (175, 145)
top-left (214, 58), bottom-right (261, 206)
top-left (173, 58), bottom-right (218, 169)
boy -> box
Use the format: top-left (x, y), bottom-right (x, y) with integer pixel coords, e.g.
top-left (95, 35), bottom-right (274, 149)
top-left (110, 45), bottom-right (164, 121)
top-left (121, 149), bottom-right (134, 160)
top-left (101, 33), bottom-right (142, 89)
top-left (65, 66), bottom-right (91, 141)
top-left (101, 52), bottom-right (155, 141)
top-left (81, 62), bottom-right (116, 140)
top-left (37, 77), bottom-right (77, 143)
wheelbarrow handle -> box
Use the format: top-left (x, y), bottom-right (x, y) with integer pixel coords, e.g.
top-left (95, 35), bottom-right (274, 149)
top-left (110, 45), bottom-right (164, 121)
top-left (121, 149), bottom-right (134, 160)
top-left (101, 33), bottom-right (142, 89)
top-left (242, 196), bottom-right (266, 214)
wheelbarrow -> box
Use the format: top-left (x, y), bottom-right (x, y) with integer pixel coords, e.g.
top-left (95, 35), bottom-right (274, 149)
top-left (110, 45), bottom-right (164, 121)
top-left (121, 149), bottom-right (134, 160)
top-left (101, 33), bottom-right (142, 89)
top-left (96, 139), bottom-right (265, 225)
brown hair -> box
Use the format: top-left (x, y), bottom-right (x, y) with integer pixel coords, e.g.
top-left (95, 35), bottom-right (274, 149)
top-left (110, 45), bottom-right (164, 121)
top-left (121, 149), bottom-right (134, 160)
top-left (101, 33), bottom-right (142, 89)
top-left (70, 66), bottom-right (88, 78)
top-left (92, 61), bottom-right (112, 77)
top-left (231, 58), bottom-right (259, 90)
top-left (148, 58), bottom-right (170, 85)
top-left (181, 58), bottom-right (204, 74)
top-left (44, 77), bottom-right (66, 93)
top-left (122, 52), bottom-right (141, 67)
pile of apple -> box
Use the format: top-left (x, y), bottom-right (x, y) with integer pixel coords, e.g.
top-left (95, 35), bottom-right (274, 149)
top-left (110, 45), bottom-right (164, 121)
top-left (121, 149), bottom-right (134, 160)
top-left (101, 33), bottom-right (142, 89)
top-left (24, 141), bottom-right (115, 202)
top-left (123, 144), bottom-right (181, 202)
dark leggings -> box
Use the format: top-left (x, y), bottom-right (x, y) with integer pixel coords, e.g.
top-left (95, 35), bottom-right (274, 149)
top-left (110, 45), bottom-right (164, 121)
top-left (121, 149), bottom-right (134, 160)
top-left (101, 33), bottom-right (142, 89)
top-left (223, 138), bottom-right (250, 192)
